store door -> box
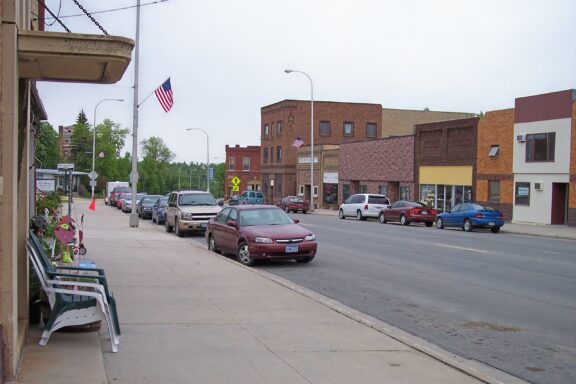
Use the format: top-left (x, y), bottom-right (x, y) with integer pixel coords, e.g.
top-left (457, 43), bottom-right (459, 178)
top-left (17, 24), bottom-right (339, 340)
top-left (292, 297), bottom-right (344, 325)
top-left (551, 183), bottom-right (567, 224)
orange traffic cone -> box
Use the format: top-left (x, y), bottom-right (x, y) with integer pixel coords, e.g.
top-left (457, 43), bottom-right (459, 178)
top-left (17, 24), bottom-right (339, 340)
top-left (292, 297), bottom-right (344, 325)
top-left (88, 198), bottom-right (96, 211)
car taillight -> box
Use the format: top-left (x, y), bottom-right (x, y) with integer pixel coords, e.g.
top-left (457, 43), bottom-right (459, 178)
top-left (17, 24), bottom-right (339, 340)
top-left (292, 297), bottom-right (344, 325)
top-left (474, 213), bottom-right (483, 218)
top-left (409, 208), bottom-right (418, 215)
top-left (430, 209), bottom-right (437, 215)
top-left (498, 213), bottom-right (504, 220)
top-left (364, 204), bottom-right (369, 210)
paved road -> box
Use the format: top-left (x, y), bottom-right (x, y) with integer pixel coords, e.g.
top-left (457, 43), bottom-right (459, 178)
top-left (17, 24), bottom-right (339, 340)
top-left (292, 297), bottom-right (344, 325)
top-left (160, 213), bottom-right (575, 384)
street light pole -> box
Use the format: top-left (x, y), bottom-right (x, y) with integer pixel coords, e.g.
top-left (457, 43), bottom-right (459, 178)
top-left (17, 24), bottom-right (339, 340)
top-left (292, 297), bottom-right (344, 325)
top-left (186, 128), bottom-right (210, 193)
top-left (92, 98), bottom-right (124, 200)
top-left (285, 69), bottom-right (314, 211)
top-left (178, 164), bottom-right (183, 190)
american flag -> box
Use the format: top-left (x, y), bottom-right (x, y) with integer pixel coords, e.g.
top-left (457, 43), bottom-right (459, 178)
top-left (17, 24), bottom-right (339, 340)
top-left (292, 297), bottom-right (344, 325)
top-left (292, 136), bottom-right (304, 148)
top-left (155, 78), bottom-right (174, 112)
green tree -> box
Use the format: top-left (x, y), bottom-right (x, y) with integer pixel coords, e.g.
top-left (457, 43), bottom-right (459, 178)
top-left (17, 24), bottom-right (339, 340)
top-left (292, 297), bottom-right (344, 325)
top-left (138, 137), bottom-right (175, 194)
top-left (70, 112), bottom-right (92, 174)
top-left (34, 122), bottom-right (60, 168)
top-left (94, 119), bottom-right (130, 191)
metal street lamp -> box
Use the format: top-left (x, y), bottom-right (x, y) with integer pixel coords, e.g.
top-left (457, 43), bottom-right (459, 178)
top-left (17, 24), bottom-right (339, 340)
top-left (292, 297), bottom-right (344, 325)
top-left (285, 69), bottom-right (314, 211)
top-left (178, 164), bottom-right (184, 190)
top-left (186, 128), bottom-right (210, 193)
top-left (92, 98), bottom-right (124, 199)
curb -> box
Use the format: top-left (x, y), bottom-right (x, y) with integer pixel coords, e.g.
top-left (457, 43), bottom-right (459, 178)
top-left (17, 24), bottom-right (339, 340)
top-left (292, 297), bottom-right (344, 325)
top-left (188, 238), bottom-right (529, 384)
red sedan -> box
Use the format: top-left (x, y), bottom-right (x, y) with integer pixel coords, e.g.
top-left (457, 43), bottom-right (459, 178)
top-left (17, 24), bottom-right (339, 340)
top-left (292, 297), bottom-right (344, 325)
top-left (206, 205), bottom-right (317, 266)
top-left (276, 196), bottom-right (310, 213)
top-left (379, 200), bottom-right (437, 227)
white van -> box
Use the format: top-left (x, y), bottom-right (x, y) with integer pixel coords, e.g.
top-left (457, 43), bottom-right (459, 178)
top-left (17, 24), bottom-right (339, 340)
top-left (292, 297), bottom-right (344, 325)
top-left (338, 193), bottom-right (391, 220)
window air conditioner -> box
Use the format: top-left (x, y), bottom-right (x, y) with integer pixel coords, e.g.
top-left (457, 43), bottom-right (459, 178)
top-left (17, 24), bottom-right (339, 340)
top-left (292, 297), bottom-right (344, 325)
top-left (534, 182), bottom-right (543, 191)
top-left (516, 134), bottom-right (526, 142)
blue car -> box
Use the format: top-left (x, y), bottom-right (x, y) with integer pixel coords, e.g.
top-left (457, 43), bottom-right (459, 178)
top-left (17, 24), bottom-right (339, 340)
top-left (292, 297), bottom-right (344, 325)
top-left (436, 203), bottom-right (504, 233)
top-left (152, 196), bottom-right (169, 225)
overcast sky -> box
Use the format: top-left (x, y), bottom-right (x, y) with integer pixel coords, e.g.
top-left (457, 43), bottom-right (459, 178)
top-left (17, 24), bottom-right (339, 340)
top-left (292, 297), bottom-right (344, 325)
top-left (37, 0), bottom-right (576, 165)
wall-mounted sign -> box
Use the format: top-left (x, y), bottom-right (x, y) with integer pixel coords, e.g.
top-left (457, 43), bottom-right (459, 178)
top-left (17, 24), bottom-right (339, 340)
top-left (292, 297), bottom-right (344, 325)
top-left (37, 179), bottom-right (55, 192)
top-left (323, 172), bottom-right (338, 184)
top-left (298, 156), bottom-right (319, 164)
top-left (517, 187), bottom-right (530, 196)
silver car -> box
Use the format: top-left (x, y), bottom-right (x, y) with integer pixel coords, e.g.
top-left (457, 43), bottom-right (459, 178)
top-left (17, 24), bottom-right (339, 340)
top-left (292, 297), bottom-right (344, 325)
top-left (165, 190), bottom-right (223, 237)
top-left (338, 193), bottom-right (391, 221)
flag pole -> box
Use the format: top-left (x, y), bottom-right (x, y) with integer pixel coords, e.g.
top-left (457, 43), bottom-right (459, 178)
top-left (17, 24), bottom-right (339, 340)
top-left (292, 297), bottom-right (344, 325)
top-left (129, 0), bottom-right (141, 228)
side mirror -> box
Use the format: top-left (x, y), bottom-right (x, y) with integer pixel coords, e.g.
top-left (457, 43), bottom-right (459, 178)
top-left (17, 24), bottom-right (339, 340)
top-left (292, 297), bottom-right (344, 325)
top-left (293, 218), bottom-right (300, 224)
top-left (226, 220), bottom-right (237, 228)
top-left (218, 200), bottom-right (224, 206)
top-left (168, 201), bottom-right (176, 207)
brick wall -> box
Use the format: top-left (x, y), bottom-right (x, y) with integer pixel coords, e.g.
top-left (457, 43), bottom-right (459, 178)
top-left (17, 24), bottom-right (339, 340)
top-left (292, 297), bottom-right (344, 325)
top-left (339, 136), bottom-right (415, 202)
top-left (569, 102), bottom-right (576, 225)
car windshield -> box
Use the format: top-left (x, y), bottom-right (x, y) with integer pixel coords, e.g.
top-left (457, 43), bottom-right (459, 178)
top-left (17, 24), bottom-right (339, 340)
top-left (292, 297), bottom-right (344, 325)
top-left (158, 197), bottom-right (168, 206)
top-left (289, 197), bottom-right (304, 202)
top-left (179, 193), bottom-right (216, 206)
top-left (239, 208), bottom-right (294, 226)
top-left (142, 196), bottom-right (161, 204)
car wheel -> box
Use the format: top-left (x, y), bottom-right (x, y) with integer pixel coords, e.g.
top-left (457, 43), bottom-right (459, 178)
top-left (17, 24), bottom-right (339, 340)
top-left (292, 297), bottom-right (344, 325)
top-left (165, 218), bottom-right (173, 233)
top-left (208, 235), bottom-right (221, 254)
top-left (425, 222), bottom-right (433, 227)
top-left (436, 218), bottom-right (444, 229)
top-left (237, 241), bottom-right (255, 266)
top-left (285, 206), bottom-right (290, 213)
top-left (302, 210), bottom-right (307, 214)
top-left (152, 215), bottom-right (156, 223)
top-left (356, 210), bottom-right (365, 221)
top-left (175, 219), bottom-right (184, 237)
top-left (378, 212), bottom-right (387, 224)
top-left (463, 219), bottom-right (473, 232)
top-left (491, 226), bottom-right (501, 233)
top-left (338, 210), bottom-right (345, 219)
top-left (296, 256), bottom-right (315, 263)
top-left (400, 214), bottom-right (409, 226)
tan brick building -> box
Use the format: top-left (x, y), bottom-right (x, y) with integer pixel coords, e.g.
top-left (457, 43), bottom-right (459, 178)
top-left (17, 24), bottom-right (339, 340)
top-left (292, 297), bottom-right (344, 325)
top-left (475, 109), bottom-right (515, 220)
top-left (382, 108), bottom-right (474, 137)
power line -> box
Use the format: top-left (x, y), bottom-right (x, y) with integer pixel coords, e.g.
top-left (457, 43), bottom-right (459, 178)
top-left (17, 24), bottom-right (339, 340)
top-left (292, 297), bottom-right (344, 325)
top-left (42, 0), bottom-right (168, 20)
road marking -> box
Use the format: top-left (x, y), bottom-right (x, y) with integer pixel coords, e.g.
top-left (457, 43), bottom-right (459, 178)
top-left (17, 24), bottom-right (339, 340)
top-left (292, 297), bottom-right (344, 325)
top-left (434, 243), bottom-right (488, 254)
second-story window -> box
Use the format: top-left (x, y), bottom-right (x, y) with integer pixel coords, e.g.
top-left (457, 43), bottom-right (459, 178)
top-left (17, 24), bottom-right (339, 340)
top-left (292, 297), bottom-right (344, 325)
top-left (343, 122), bottom-right (354, 137)
top-left (366, 122), bottom-right (377, 138)
top-left (276, 145), bottom-right (282, 162)
top-left (526, 132), bottom-right (555, 162)
top-left (228, 157), bottom-right (235, 171)
top-left (263, 124), bottom-right (269, 138)
top-left (263, 148), bottom-right (268, 163)
top-left (277, 120), bottom-right (283, 137)
top-left (243, 157), bottom-right (250, 171)
top-left (320, 121), bottom-right (331, 137)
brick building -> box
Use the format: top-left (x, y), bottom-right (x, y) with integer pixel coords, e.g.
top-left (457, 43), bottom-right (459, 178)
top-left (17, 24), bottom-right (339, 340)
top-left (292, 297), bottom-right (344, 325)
top-left (414, 118), bottom-right (479, 212)
top-left (58, 124), bottom-right (75, 160)
top-left (382, 108), bottom-right (474, 138)
top-left (339, 136), bottom-right (415, 204)
top-left (571, 101), bottom-right (576, 226)
top-left (224, 145), bottom-right (261, 199)
top-left (260, 100), bottom-right (382, 205)
top-left (475, 109), bottom-right (515, 220)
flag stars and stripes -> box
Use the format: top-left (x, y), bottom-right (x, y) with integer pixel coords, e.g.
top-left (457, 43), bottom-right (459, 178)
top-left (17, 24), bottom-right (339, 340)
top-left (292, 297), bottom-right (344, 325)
top-left (155, 78), bottom-right (174, 112)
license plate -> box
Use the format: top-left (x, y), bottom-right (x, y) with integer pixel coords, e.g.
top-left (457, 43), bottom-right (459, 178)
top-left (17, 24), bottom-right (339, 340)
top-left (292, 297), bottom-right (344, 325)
top-left (488, 221), bottom-right (495, 226)
top-left (422, 210), bottom-right (427, 215)
top-left (201, 223), bottom-right (207, 228)
top-left (285, 245), bottom-right (299, 253)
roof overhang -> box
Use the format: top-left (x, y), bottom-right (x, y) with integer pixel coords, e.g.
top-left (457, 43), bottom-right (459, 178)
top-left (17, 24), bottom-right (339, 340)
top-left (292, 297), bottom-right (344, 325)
top-left (18, 31), bottom-right (134, 84)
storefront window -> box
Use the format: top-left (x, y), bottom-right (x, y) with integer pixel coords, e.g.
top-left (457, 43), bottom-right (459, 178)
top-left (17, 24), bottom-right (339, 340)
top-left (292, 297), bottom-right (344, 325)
top-left (420, 184), bottom-right (436, 208)
top-left (378, 185), bottom-right (388, 195)
top-left (323, 183), bottom-right (338, 204)
top-left (400, 186), bottom-right (410, 200)
top-left (359, 185), bottom-right (368, 193)
top-left (343, 184), bottom-right (350, 201)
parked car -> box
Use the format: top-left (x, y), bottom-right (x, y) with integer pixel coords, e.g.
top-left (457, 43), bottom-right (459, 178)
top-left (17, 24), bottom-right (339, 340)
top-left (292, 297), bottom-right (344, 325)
top-left (165, 190), bottom-right (223, 237)
top-left (379, 200), bottom-right (437, 227)
top-left (116, 193), bottom-right (128, 210)
top-left (137, 195), bottom-right (162, 219)
top-left (122, 193), bottom-right (146, 213)
top-left (436, 203), bottom-right (504, 233)
top-left (338, 193), bottom-right (391, 220)
top-left (110, 186), bottom-right (132, 207)
top-left (205, 205), bottom-right (317, 266)
top-left (152, 196), bottom-right (169, 224)
top-left (228, 195), bottom-right (240, 206)
top-left (277, 196), bottom-right (309, 214)
top-left (237, 190), bottom-right (264, 205)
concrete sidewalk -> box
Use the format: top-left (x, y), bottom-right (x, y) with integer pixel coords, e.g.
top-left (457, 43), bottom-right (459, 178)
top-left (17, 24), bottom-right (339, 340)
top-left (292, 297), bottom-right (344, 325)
top-left (13, 200), bottom-right (530, 384)
top-left (313, 208), bottom-right (576, 240)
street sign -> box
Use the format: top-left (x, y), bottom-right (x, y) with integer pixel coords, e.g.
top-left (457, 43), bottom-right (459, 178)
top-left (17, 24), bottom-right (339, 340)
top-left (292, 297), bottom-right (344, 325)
top-left (209, 167), bottom-right (214, 181)
top-left (89, 180), bottom-right (97, 187)
top-left (88, 171), bottom-right (99, 180)
top-left (231, 176), bottom-right (241, 186)
top-left (57, 163), bottom-right (74, 171)
top-left (232, 185), bottom-right (240, 192)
